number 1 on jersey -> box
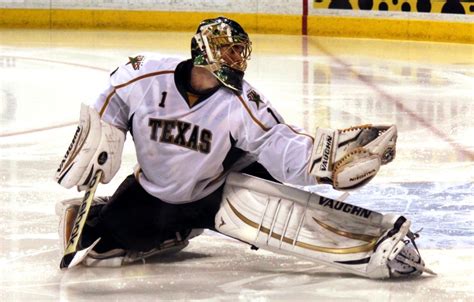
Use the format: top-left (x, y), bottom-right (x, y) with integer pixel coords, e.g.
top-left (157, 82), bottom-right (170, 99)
top-left (159, 91), bottom-right (167, 108)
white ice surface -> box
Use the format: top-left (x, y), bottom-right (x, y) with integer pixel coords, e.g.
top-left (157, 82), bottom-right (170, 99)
top-left (0, 30), bottom-right (473, 301)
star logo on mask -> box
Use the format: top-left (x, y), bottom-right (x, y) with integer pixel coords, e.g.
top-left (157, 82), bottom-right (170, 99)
top-left (126, 55), bottom-right (144, 70)
top-left (247, 90), bottom-right (263, 109)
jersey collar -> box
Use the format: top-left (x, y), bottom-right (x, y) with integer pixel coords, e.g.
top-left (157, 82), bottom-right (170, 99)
top-left (174, 59), bottom-right (221, 108)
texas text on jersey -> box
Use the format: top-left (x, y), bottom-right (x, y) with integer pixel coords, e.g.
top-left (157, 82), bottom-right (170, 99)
top-left (93, 55), bottom-right (316, 203)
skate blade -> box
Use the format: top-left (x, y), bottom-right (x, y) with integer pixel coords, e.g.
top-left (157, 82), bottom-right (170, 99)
top-left (402, 257), bottom-right (437, 276)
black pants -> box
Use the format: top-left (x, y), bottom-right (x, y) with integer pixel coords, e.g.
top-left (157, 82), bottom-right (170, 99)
top-left (84, 162), bottom-right (277, 252)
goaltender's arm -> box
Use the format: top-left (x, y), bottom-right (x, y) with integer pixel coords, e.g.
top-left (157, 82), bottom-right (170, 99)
top-left (228, 83), bottom-right (398, 190)
top-left (229, 84), bottom-right (317, 187)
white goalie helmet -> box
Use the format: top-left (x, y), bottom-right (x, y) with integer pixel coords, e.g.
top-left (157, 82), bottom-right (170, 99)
top-left (191, 16), bottom-right (252, 92)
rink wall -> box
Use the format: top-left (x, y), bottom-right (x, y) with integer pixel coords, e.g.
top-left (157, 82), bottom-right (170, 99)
top-left (0, 0), bottom-right (472, 43)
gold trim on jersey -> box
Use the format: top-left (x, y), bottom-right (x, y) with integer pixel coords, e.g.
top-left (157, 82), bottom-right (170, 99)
top-left (236, 95), bottom-right (271, 131)
top-left (99, 70), bottom-right (175, 117)
top-left (236, 95), bottom-right (314, 143)
top-left (186, 92), bottom-right (200, 107)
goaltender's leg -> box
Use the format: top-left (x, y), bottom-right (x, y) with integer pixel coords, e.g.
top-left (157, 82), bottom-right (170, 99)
top-left (85, 174), bottom-right (223, 252)
top-left (85, 162), bottom-right (275, 252)
top-left (215, 173), bottom-right (435, 279)
top-left (58, 162), bottom-right (277, 266)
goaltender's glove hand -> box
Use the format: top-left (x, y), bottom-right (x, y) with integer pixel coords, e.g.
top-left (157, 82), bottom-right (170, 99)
top-left (309, 124), bottom-right (397, 190)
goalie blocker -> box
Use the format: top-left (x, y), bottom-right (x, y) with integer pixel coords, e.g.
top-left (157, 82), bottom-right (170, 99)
top-left (215, 173), bottom-right (435, 279)
top-left (309, 124), bottom-right (397, 190)
top-left (55, 104), bottom-right (125, 191)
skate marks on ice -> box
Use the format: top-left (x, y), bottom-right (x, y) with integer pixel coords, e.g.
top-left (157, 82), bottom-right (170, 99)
top-left (69, 235), bottom-right (474, 301)
top-left (1, 233), bottom-right (471, 301)
top-left (309, 181), bottom-right (474, 249)
top-left (0, 178), bottom-right (472, 302)
top-left (1, 128), bottom-right (473, 300)
top-left (0, 31), bottom-right (472, 300)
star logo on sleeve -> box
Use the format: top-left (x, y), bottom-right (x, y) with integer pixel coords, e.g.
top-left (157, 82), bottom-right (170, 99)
top-left (247, 90), bottom-right (263, 109)
top-left (126, 55), bottom-right (144, 70)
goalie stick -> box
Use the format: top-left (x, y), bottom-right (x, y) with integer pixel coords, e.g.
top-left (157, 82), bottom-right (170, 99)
top-left (60, 170), bottom-right (103, 269)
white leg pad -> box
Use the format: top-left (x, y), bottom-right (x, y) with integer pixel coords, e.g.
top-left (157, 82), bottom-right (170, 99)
top-left (215, 173), bottom-right (410, 279)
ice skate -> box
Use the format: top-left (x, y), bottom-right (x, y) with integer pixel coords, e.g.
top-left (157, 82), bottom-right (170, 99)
top-left (387, 231), bottom-right (437, 277)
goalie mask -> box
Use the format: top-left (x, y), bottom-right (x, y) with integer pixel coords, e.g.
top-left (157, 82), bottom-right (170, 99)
top-left (191, 17), bottom-right (252, 92)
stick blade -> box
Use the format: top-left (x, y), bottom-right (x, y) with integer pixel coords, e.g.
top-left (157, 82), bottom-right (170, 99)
top-left (60, 252), bottom-right (76, 269)
top-left (60, 238), bottom-right (101, 269)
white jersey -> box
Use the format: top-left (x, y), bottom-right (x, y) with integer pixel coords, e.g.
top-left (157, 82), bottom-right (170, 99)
top-left (93, 55), bottom-right (316, 203)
